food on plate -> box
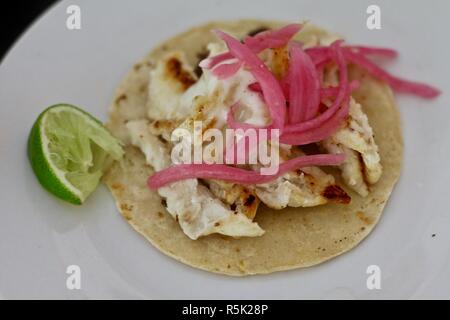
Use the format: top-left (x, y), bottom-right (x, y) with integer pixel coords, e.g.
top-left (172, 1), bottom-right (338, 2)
top-left (28, 104), bottom-right (123, 205)
top-left (101, 20), bottom-right (439, 275)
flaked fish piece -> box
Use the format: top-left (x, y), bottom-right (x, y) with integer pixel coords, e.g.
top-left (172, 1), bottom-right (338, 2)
top-left (321, 98), bottom-right (382, 196)
top-left (147, 51), bottom-right (199, 121)
top-left (164, 51), bottom-right (269, 222)
top-left (126, 119), bottom-right (264, 239)
top-left (321, 62), bottom-right (383, 196)
top-left (175, 95), bottom-right (262, 222)
top-left (207, 179), bottom-right (259, 220)
top-left (254, 147), bottom-right (350, 209)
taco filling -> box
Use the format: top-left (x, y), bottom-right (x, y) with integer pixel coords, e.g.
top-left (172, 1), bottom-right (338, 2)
top-left (105, 20), bottom-right (439, 275)
top-left (123, 23), bottom-right (437, 240)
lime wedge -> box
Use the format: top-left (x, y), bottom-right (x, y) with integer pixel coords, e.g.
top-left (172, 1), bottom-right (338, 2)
top-left (28, 104), bottom-right (124, 205)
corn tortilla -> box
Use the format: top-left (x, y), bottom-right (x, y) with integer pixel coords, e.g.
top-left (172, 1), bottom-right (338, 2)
top-left (104, 20), bottom-right (403, 276)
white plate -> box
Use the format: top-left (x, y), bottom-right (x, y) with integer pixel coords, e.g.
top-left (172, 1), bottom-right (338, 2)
top-left (1, 0), bottom-right (449, 299)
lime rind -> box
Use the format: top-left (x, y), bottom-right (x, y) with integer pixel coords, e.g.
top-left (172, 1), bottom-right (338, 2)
top-left (28, 104), bottom-right (124, 205)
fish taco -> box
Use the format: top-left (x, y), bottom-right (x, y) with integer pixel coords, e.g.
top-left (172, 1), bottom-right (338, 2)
top-left (104, 20), bottom-right (418, 275)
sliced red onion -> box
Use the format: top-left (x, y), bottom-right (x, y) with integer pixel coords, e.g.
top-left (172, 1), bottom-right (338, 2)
top-left (201, 24), bottom-right (302, 73)
top-left (199, 52), bottom-right (233, 69)
top-left (306, 45), bottom-right (397, 64)
top-left (243, 23), bottom-right (302, 53)
top-left (316, 62), bottom-right (326, 86)
top-left (148, 154), bottom-right (345, 189)
top-left (212, 61), bottom-right (243, 79)
top-left (307, 45), bottom-right (440, 98)
top-left (344, 50), bottom-right (441, 98)
top-left (279, 96), bottom-right (350, 145)
top-left (287, 43), bottom-right (306, 123)
top-left (321, 80), bottom-right (360, 99)
top-left (279, 73), bottom-right (290, 97)
top-left (289, 43), bottom-right (321, 122)
top-left (248, 82), bottom-right (262, 92)
top-left (305, 47), bottom-right (331, 65)
top-left (284, 40), bottom-right (348, 134)
top-left (215, 30), bottom-right (287, 130)
top-left (347, 46), bottom-right (398, 58)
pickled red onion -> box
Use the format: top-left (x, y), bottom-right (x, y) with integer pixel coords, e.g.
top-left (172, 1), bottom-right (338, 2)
top-left (347, 46), bottom-right (398, 58)
top-left (287, 43), bottom-right (321, 123)
top-left (284, 40), bottom-right (348, 134)
top-left (147, 26), bottom-right (441, 189)
top-left (148, 153), bottom-right (345, 189)
top-left (305, 47), bottom-right (330, 65)
top-left (279, 96), bottom-right (350, 145)
top-left (215, 30), bottom-right (286, 130)
top-left (287, 44), bottom-right (305, 123)
top-left (306, 45), bottom-right (398, 64)
top-left (316, 63), bottom-right (325, 86)
top-left (212, 61), bottom-right (243, 79)
top-left (321, 80), bottom-right (360, 99)
top-left (344, 50), bottom-right (441, 98)
top-left (243, 23), bottom-right (302, 53)
top-left (201, 24), bottom-right (302, 72)
top-left (306, 45), bottom-right (440, 98)
top-left (248, 82), bottom-right (262, 92)
top-left (248, 81), bottom-right (288, 98)
top-left (199, 52), bottom-right (233, 69)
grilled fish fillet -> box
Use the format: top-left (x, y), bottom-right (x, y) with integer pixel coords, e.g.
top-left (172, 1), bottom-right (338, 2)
top-left (147, 51), bottom-right (199, 121)
top-left (321, 97), bottom-right (382, 196)
top-left (126, 119), bottom-right (264, 239)
top-left (320, 62), bottom-right (383, 196)
top-left (254, 147), bottom-right (350, 209)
